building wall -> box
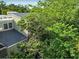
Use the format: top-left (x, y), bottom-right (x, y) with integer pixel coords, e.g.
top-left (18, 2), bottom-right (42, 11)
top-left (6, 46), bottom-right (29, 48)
top-left (0, 20), bottom-right (14, 32)
top-left (0, 47), bottom-right (7, 58)
top-left (12, 16), bottom-right (28, 37)
top-left (0, 12), bottom-right (28, 36)
top-left (0, 12), bottom-right (28, 58)
top-left (7, 39), bottom-right (27, 58)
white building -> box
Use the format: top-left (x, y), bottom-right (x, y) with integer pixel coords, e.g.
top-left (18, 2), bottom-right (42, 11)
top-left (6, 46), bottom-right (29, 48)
top-left (0, 11), bottom-right (28, 58)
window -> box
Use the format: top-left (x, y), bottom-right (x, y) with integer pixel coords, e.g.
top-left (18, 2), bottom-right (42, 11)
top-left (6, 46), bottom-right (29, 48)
top-left (9, 23), bottom-right (12, 28)
top-left (4, 24), bottom-right (8, 29)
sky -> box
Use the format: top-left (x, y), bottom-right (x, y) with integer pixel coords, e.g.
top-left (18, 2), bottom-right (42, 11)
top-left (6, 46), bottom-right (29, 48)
top-left (2, 0), bottom-right (39, 5)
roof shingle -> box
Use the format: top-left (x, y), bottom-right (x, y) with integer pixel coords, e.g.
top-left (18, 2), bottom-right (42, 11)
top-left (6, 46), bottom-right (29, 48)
top-left (0, 29), bottom-right (27, 47)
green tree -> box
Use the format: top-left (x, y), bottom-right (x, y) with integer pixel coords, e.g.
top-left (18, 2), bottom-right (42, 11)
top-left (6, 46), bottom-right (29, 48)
top-left (0, 1), bottom-right (6, 14)
top-left (13, 0), bottom-right (79, 58)
top-left (0, 1), bottom-right (30, 15)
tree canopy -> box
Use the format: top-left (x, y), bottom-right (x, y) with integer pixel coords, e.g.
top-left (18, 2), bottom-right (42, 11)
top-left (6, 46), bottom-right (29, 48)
top-left (11, 0), bottom-right (79, 58)
top-left (0, 1), bottom-right (29, 15)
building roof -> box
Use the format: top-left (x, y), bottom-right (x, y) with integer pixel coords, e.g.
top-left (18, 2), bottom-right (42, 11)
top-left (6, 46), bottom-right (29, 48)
top-left (0, 15), bottom-right (13, 21)
top-left (0, 29), bottom-right (27, 47)
top-left (0, 12), bottom-right (29, 21)
top-left (7, 11), bottom-right (28, 17)
top-left (11, 13), bottom-right (28, 17)
top-left (0, 44), bottom-right (4, 49)
top-left (7, 11), bottom-right (27, 16)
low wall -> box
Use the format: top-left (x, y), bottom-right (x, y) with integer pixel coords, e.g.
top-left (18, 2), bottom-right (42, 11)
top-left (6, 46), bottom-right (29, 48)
top-left (0, 47), bottom-right (7, 58)
top-left (7, 39), bottom-right (27, 58)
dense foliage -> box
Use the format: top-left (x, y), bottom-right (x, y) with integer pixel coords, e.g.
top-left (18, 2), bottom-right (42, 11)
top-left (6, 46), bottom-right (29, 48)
top-left (0, 1), bottom-right (29, 14)
top-left (12, 0), bottom-right (79, 59)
